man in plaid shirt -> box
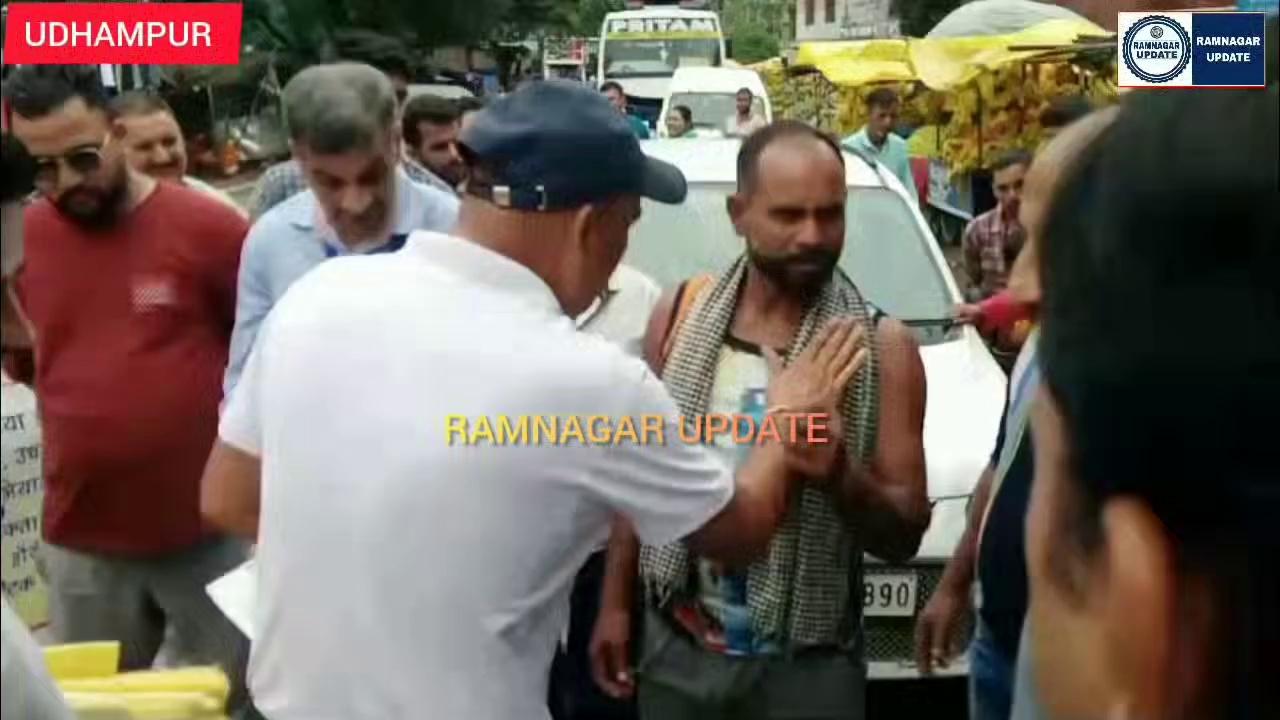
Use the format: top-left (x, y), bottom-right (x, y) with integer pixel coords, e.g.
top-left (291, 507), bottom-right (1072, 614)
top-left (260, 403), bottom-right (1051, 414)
top-left (963, 150), bottom-right (1031, 301)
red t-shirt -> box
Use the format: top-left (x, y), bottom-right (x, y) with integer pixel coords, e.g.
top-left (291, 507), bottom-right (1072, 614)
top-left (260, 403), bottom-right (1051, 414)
top-left (17, 182), bottom-right (246, 555)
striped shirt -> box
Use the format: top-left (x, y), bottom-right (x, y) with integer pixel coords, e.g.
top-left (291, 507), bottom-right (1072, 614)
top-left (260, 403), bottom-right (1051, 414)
top-left (962, 207), bottom-right (1026, 300)
top-left (247, 160), bottom-right (308, 222)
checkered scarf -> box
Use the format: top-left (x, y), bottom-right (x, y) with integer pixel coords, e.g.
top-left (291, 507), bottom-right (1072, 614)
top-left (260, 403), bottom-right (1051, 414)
top-left (639, 256), bottom-right (881, 648)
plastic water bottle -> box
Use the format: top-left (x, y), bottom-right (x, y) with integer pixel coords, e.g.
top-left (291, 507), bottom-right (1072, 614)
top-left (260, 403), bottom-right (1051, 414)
top-left (720, 575), bottom-right (755, 653)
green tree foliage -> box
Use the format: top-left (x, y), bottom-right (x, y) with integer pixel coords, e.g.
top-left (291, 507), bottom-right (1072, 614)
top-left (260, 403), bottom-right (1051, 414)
top-left (242, 0), bottom-right (514, 60)
top-left (239, 0), bottom-right (606, 58)
top-left (721, 0), bottom-right (791, 41)
top-left (500, 0), bottom-right (576, 35)
top-left (242, 0), bottom-right (341, 61)
top-left (572, 0), bottom-right (627, 36)
top-left (732, 24), bottom-right (780, 64)
top-left (890, 0), bottom-right (967, 37)
top-left (237, 0), bottom-right (619, 87)
top-left (490, 0), bottom-right (624, 40)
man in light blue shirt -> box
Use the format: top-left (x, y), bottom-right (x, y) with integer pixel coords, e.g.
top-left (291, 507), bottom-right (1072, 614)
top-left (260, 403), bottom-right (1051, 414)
top-left (843, 88), bottom-right (919, 204)
top-left (224, 63), bottom-right (459, 396)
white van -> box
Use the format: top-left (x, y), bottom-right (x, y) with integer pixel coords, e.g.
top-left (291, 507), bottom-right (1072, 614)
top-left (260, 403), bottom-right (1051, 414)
top-left (406, 82), bottom-right (475, 101)
top-left (657, 67), bottom-right (772, 138)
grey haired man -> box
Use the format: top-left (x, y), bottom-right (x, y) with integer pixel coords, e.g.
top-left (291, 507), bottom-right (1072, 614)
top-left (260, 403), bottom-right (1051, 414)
top-left (223, 63), bottom-right (459, 399)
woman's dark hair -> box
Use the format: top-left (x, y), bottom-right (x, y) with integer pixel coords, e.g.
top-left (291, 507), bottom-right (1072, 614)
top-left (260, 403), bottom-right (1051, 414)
top-left (672, 105), bottom-right (692, 125)
top-left (1, 134), bottom-right (36, 204)
top-left (1037, 16), bottom-right (1279, 719)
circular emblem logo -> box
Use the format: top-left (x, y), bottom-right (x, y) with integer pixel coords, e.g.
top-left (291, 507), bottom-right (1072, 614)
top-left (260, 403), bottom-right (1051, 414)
top-left (1122, 15), bottom-right (1191, 84)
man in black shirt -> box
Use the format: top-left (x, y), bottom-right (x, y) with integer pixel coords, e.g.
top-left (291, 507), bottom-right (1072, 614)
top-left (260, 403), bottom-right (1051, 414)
top-left (913, 107), bottom-right (1116, 720)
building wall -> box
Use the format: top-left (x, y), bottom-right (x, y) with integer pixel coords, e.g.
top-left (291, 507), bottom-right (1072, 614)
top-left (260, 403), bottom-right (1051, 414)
top-left (1052, 0), bottom-right (1236, 31)
top-left (795, 0), bottom-right (898, 41)
top-left (431, 46), bottom-right (499, 74)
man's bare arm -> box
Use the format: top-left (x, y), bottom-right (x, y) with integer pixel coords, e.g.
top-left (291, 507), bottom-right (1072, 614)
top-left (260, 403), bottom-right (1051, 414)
top-left (600, 518), bottom-right (639, 606)
top-left (601, 438), bottom-right (794, 607)
top-left (834, 319), bottom-right (931, 563)
top-left (598, 287), bottom-right (681, 621)
top-left (914, 464), bottom-right (994, 673)
top-left (199, 440), bottom-right (261, 540)
top-left (941, 464), bottom-right (993, 591)
top-left (685, 442), bottom-right (793, 563)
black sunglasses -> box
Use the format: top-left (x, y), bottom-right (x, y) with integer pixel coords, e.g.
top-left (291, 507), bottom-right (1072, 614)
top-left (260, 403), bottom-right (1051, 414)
top-left (32, 146), bottom-right (105, 188)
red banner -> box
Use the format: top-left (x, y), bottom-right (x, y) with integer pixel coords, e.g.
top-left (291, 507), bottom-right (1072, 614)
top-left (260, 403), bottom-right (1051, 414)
top-left (3, 3), bottom-right (243, 65)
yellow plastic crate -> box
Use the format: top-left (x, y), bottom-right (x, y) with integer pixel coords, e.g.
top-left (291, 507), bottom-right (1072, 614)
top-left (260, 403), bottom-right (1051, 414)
top-left (44, 642), bottom-right (122, 680)
top-left (59, 666), bottom-right (229, 704)
top-left (43, 643), bottom-right (231, 720)
top-left (63, 690), bottom-right (227, 720)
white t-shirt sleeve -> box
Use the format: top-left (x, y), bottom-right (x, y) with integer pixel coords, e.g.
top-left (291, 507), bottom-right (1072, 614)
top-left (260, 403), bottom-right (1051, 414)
top-left (631, 268), bottom-right (663, 317)
top-left (589, 361), bottom-right (734, 547)
top-left (1, 600), bottom-right (75, 720)
top-left (219, 319), bottom-right (268, 457)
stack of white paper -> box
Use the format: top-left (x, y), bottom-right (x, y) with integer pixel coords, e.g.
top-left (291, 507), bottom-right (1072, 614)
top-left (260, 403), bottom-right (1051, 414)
top-left (206, 559), bottom-right (258, 641)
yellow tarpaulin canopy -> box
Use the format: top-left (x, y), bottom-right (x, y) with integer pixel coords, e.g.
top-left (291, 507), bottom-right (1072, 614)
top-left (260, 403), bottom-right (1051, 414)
top-left (912, 18), bottom-right (1107, 89)
top-left (794, 17), bottom-right (1107, 91)
top-left (793, 38), bottom-right (914, 86)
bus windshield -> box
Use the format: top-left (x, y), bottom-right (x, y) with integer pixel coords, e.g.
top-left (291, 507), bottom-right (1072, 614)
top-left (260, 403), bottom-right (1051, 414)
top-left (603, 38), bottom-right (721, 78)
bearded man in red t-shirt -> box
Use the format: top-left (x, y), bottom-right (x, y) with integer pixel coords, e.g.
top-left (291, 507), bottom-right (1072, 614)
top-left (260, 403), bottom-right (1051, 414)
top-left (4, 65), bottom-right (251, 713)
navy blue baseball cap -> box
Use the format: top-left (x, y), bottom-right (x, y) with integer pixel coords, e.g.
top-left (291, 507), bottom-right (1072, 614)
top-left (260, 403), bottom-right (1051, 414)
top-left (457, 79), bottom-right (686, 211)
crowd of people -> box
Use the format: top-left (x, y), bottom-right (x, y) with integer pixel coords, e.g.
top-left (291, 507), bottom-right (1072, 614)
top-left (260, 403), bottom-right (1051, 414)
top-left (1, 16), bottom-right (1276, 720)
top-left (601, 82), bottom-right (770, 141)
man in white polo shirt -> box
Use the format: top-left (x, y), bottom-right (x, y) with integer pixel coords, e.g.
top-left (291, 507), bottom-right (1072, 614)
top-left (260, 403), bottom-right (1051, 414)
top-left (199, 80), bottom-right (865, 720)
top-left (577, 264), bottom-right (662, 357)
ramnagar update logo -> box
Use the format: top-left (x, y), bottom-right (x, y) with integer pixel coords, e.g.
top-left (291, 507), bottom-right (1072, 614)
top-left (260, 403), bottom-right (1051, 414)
top-left (1118, 12), bottom-right (1266, 88)
top-left (1122, 15), bottom-right (1191, 84)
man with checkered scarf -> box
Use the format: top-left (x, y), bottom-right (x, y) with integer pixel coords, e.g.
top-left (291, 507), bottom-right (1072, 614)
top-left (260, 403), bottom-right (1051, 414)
top-left (591, 121), bottom-right (932, 720)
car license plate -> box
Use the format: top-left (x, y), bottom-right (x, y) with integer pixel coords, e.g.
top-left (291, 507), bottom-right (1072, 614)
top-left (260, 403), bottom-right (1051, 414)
top-left (863, 572), bottom-right (918, 618)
